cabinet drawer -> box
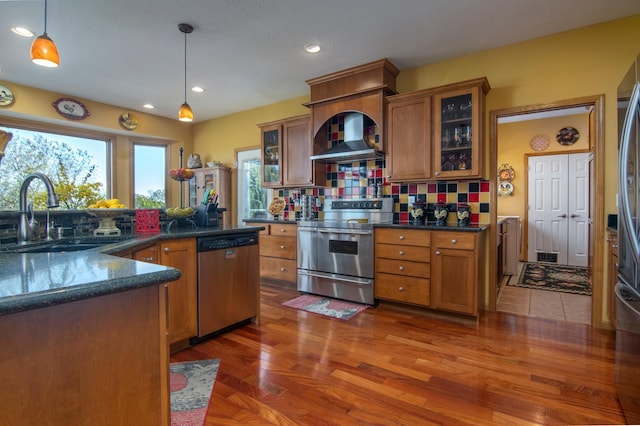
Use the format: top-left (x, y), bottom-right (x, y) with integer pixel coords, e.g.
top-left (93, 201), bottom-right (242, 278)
top-left (432, 232), bottom-right (476, 250)
top-left (376, 228), bottom-right (430, 246)
top-left (260, 257), bottom-right (297, 282)
top-left (375, 273), bottom-right (430, 306)
top-left (261, 236), bottom-right (297, 259)
top-left (269, 223), bottom-right (297, 237)
top-left (376, 243), bottom-right (430, 262)
top-left (376, 258), bottom-right (430, 278)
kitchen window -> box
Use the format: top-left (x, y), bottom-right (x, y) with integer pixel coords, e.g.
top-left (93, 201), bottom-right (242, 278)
top-left (0, 124), bottom-right (109, 210)
top-left (237, 148), bottom-right (270, 224)
top-left (133, 142), bottom-right (167, 208)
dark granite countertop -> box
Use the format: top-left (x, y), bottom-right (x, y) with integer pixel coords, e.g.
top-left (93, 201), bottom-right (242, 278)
top-left (244, 218), bottom-right (488, 232)
top-left (375, 222), bottom-right (489, 232)
top-left (0, 225), bottom-right (264, 316)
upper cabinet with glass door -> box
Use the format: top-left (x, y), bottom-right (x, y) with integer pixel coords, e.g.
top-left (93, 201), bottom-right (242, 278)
top-left (433, 78), bottom-right (490, 179)
top-left (259, 123), bottom-right (282, 187)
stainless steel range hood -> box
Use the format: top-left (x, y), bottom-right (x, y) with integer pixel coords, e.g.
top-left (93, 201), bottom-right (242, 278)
top-left (310, 113), bottom-right (383, 163)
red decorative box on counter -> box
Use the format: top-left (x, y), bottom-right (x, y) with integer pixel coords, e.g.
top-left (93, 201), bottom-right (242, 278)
top-left (135, 209), bottom-right (160, 233)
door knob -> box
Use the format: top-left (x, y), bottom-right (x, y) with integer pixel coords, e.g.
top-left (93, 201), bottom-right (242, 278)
top-left (570, 214), bottom-right (579, 218)
top-left (558, 214), bottom-right (567, 218)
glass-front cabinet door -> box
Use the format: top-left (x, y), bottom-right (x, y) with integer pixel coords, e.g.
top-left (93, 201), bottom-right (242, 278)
top-left (259, 123), bottom-right (283, 187)
top-left (433, 80), bottom-right (488, 179)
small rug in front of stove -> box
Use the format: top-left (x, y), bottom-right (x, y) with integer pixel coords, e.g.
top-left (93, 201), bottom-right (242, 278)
top-left (282, 294), bottom-right (369, 320)
top-left (510, 262), bottom-right (591, 295)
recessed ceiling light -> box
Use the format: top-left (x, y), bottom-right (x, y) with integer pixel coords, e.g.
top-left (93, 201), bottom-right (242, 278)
top-left (304, 43), bottom-right (321, 54)
top-left (191, 86), bottom-right (204, 93)
top-left (143, 104), bottom-right (155, 109)
top-left (12, 27), bottom-right (34, 37)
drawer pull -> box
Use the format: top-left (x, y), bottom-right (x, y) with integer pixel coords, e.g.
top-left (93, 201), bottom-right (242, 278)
top-left (280, 245), bottom-right (285, 249)
top-left (399, 266), bottom-right (405, 271)
top-left (399, 235), bottom-right (405, 240)
top-left (280, 267), bottom-right (286, 271)
top-left (399, 250), bottom-right (404, 256)
top-left (142, 257), bottom-right (154, 262)
top-left (435, 250), bottom-right (441, 255)
top-left (163, 247), bottom-right (169, 253)
top-left (451, 239), bottom-right (457, 244)
top-left (398, 286), bottom-right (404, 291)
top-left (279, 228), bottom-right (286, 233)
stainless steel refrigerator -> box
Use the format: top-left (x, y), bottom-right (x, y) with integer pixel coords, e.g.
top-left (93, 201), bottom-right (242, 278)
top-left (616, 52), bottom-right (640, 424)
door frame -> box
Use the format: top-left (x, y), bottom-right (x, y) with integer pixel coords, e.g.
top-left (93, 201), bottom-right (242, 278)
top-left (525, 151), bottom-right (592, 265)
top-left (488, 95), bottom-right (605, 327)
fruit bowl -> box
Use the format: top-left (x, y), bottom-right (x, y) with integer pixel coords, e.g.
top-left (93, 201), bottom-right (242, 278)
top-left (86, 208), bottom-right (129, 217)
top-left (165, 206), bottom-right (195, 219)
top-left (168, 168), bottom-right (195, 181)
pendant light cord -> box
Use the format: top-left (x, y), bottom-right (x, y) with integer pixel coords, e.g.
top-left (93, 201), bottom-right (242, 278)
top-left (43, 0), bottom-right (48, 34)
top-left (183, 29), bottom-right (187, 103)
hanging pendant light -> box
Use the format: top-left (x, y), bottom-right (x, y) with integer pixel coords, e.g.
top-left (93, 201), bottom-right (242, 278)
top-left (31, 0), bottom-right (59, 67)
top-left (178, 23), bottom-right (194, 122)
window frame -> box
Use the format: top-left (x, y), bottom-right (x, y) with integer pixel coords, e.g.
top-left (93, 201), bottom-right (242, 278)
top-left (130, 138), bottom-right (171, 208)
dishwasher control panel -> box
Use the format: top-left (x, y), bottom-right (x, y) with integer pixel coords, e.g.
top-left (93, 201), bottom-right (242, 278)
top-left (197, 232), bottom-right (258, 252)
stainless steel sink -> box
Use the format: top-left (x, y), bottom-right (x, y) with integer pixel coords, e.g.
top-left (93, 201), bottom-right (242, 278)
top-left (16, 237), bottom-right (133, 253)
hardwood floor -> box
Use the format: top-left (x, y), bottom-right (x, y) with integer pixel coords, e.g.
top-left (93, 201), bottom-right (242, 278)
top-left (171, 282), bottom-right (624, 425)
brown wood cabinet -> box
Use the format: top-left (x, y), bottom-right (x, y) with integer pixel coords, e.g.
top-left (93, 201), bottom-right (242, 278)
top-left (432, 78), bottom-right (490, 179)
top-left (259, 115), bottom-right (324, 188)
top-left (608, 230), bottom-right (618, 328)
top-left (125, 239), bottom-right (197, 351)
top-left (247, 222), bottom-right (297, 284)
top-left (375, 228), bottom-right (431, 306)
top-left (159, 238), bottom-right (197, 350)
top-left (385, 92), bottom-right (432, 182)
top-left (431, 231), bottom-right (482, 316)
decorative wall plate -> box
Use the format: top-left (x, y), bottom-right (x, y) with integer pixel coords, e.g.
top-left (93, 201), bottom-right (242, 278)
top-left (498, 182), bottom-right (514, 196)
top-left (497, 163), bottom-right (515, 182)
top-left (53, 98), bottom-right (90, 120)
top-left (556, 126), bottom-right (580, 145)
top-left (118, 112), bottom-right (138, 130)
top-left (0, 84), bottom-right (15, 107)
top-left (268, 198), bottom-right (286, 216)
top-left (530, 134), bottom-right (550, 151)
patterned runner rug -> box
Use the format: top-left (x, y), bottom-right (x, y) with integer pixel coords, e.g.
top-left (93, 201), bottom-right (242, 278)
top-left (509, 262), bottom-right (591, 295)
top-left (282, 294), bottom-right (369, 320)
top-left (170, 359), bottom-right (219, 426)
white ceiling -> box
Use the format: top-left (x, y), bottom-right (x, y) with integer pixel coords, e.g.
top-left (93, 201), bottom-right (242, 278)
top-left (1, 0), bottom-right (640, 123)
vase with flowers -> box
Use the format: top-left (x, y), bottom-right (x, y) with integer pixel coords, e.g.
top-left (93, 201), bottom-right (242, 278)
top-left (457, 203), bottom-right (471, 227)
top-left (433, 203), bottom-right (448, 226)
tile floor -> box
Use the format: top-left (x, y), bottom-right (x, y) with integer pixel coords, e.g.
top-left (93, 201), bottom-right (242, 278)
top-left (496, 263), bottom-right (592, 325)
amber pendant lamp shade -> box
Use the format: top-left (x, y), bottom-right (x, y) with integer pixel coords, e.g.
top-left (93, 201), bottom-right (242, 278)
top-left (31, 0), bottom-right (59, 67)
top-left (178, 23), bottom-right (194, 122)
top-left (178, 102), bottom-right (194, 122)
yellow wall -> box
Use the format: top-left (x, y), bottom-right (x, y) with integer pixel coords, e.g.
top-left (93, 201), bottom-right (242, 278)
top-left (0, 81), bottom-right (192, 206)
top-left (496, 113), bottom-right (590, 218)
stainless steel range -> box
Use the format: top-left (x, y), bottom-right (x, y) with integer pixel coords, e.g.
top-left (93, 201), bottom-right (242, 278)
top-left (297, 198), bottom-right (393, 304)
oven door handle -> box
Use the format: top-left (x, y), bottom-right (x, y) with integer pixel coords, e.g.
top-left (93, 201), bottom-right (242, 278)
top-left (297, 269), bottom-right (373, 285)
top-left (317, 228), bottom-right (373, 236)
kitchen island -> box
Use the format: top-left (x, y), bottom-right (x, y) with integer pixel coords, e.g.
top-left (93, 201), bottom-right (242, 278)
top-left (0, 225), bottom-right (262, 425)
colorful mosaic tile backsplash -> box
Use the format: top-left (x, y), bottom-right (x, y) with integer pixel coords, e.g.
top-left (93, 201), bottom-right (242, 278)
top-left (274, 159), bottom-right (490, 225)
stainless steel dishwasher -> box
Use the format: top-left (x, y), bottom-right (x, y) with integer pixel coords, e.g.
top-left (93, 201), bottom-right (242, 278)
top-left (192, 231), bottom-right (259, 343)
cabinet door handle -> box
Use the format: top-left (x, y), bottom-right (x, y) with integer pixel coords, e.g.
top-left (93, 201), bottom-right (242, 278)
top-left (280, 267), bottom-right (286, 271)
top-left (280, 245), bottom-right (285, 250)
top-left (142, 256), bottom-right (154, 262)
top-left (435, 250), bottom-right (441, 255)
top-left (163, 247), bottom-right (169, 253)
top-left (612, 244), bottom-right (618, 249)
top-left (399, 266), bottom-right (405, 271)
top-left (434, 171), bottom-right (440, 176)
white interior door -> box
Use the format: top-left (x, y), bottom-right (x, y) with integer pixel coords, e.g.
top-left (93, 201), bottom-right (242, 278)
top-left (568, 153), bottom-right (590, 266)
top-left (527, 153), bottom-right (590, 266)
